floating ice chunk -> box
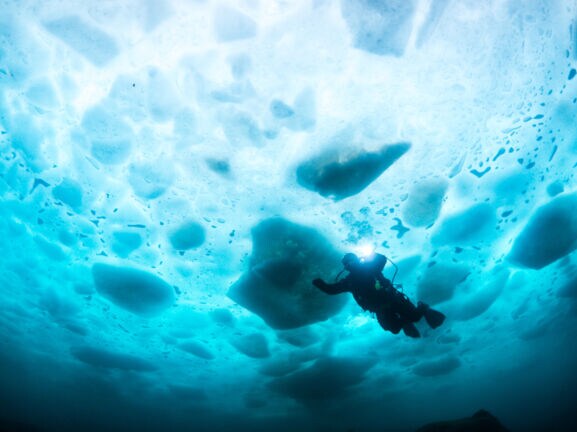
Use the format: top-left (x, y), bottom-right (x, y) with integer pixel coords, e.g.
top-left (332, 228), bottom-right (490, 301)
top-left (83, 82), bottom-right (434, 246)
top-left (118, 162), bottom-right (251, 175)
top-left (340, 0), bottom-right (417, 57)
top-left (25, 80), bottom-right (58, 110)
top-left (178, 340), bottom-right (215, 360)
top-left (415, 0), bottom-right (450, 48)
top-left (82, 105), bottom-right (133, 164)
top-left (211, 81), bottom-right (255, 103)
top-left (412, 355), bottom-right (461, 376)
top-left (259, 358), bottom-right (302, 378)
top-left (9, 115), bottom-right (47, 170)
top-left (143, 0), bottom-right (171, 32)
top-left (492, 170), bottom-right (531, 205)
top-left (52, 178), bottom-right (82, 210)
top-left (92, 263), bottom-right (175, 316)
top-left (451, 268), bottom-right (509, 321)
top-left (389, 217), bottom-right (409, 238)
top-left (296, 142), bottom-right (410, 200)
top-left (91, 139), bottom-right (132, 165)
top-left (82, 105), bottom-right (131, 141)
top-left (167, 308), bottom-right (211, 339)
top-left (210, 308), bottom-right (235, 326)
top-left (221, 109), bottom-right (262, 147)
top-left (402, 178), bottom-right (448, 227)
top-left (0, 18), bottom-right (50, 84)
top-left (269, 356), bottom-right (376, 401)
top-left (111, 231), bottom-right (142, 257)
top-left (74, 283), bottom-right (95, 296)
top-left (168, 221), bottom-right (206, 251)
top-left (508, 193), bottom-right (577, 269)
top-left (277, 327), bottom-right (319, 348)
top-left (147, 68), bottom-right (181, 121)
top-left (432, 203), bottom-right (495, 245)
top-left (516, 315), bottom-right (556, 341)
top-left (108, 74), bottom-right (147, 120)
top-left (559, 272), bottom-right (577, 298)
top-left (286, 88), bottom-right (316, 131)
top-left (44, 16), bottom-right (119, 66)
top-left (228, 218), bottom-right (346, 329)
top-left (231, 333), bottom-right (270, 358)
top-left (270, 99), bottom-right (295, 119)
top-left (205, 158), bottom-right (231, 176)
top-left (128, 160), bottom-right (174, 199)
top-left (387, 255), bottom-right (421, 281)
top-left (213, 5), bottom-right (257, 42)
top-left (546, 180), bottom-right (564, 197)
top-left (71, 346), bottom-right (157, 371)
top-left (40, 287), bottom-right (79, 319)
top-left (34, 235), bottom-right (67, 262)
top-left (417, 262), bottom-right (470, 305)
top-left (62, 320), bottom-right (88, 336)
top-left (229, 53), bottom-right (252, 79)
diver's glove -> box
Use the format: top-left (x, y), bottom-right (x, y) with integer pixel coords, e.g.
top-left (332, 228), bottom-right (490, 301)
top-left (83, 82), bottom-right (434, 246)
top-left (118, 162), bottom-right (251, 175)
top-left (312, 278), bottom-right (327, 289)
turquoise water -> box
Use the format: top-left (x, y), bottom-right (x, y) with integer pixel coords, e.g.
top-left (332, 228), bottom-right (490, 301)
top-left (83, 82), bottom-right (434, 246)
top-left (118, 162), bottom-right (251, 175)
top-left (1, 1), bottom-right (577, 431)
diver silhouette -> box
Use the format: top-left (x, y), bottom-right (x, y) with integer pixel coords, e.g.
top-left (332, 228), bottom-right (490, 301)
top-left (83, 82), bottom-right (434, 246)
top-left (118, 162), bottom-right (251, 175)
top-left (313, 252), bottom-right (445, 338)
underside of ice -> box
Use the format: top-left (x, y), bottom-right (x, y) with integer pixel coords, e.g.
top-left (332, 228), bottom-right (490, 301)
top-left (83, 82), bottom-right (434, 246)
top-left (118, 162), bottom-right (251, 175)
top-left (2, 1), bottom-right (577, 432)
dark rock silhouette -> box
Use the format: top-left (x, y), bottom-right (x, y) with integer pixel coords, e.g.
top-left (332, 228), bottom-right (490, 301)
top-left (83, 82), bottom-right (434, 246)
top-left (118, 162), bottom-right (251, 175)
top-left (0, 418), bottom-right (42, 432)
top-left (415, 409), bottom-right (510, 432)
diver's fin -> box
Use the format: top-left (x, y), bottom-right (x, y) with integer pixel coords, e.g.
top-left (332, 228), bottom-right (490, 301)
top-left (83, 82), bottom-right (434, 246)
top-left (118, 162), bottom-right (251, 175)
top-left (424, 308), bottom-right (445, 329)
top-left (402, 322), bottom-right (421, 338)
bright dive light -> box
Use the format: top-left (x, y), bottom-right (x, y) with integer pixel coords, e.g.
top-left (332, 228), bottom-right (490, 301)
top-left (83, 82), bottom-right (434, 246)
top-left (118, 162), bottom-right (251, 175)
top-left (355, 244), bottom-right (375, 259)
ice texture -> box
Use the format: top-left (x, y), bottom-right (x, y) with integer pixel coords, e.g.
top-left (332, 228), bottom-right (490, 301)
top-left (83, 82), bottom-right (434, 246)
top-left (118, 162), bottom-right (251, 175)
top-left (92, 263), bottom-right (175, 316)
top-left (340, 0), bottom-right (417, 56)
top-left (231, 333), bottom-right (270, 358)
top-left (71, 346), bottom-right (157, 371)
top-left (508, 193), bottom-right (577, 269)
top-left (52, 179), bottom-right (83, 211)
top-left (178, 340), bottom-right (215, 360)
top-left (269, 356), bottom-right (376, 401)
top-left (412, 355), bottom-right (461, 377)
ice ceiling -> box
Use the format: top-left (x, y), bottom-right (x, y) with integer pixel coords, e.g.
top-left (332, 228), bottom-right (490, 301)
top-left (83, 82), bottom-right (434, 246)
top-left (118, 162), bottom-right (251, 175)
top-left (1, 0), bottom-right (577, 431)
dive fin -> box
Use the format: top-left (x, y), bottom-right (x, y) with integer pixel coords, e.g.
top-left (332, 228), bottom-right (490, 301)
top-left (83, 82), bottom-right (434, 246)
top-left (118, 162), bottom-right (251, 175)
top-left (402, 322), bottom-right (421, 338)
top-left (424, 308), bottom-right (445, 329)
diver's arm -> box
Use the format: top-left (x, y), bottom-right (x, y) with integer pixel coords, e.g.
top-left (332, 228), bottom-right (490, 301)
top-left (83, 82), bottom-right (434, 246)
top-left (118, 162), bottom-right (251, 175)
top-left (312, 278), bottom-right (350, 295)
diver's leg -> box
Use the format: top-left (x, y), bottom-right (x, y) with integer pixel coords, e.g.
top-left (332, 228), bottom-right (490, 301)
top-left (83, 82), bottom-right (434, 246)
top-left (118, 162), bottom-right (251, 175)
top-left (390, 295), bottom-right (426, 337)
top-left (376, 310), bottom-right (402, 334)
top-left (394, 294), bottom-right (425, 322)
top-left (401, 322), bottom-right (421, 338)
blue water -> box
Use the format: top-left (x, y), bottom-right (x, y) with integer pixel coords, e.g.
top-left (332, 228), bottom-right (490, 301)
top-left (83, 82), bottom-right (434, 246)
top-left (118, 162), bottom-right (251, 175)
top-left (1, 1), bottom-right (577, 431)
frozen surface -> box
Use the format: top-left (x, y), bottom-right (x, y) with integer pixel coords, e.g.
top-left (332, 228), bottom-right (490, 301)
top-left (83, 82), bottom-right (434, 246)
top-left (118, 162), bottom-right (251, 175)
top-left (1, 1), bottom-right (577, 431)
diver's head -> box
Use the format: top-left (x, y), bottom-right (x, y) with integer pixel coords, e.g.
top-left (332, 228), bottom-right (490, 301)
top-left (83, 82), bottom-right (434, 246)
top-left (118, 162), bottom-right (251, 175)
top-left (342, 253), bottom-right (360, 271)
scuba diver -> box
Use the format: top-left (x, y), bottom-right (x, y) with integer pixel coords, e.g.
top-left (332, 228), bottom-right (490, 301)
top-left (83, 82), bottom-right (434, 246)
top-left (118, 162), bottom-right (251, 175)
top-left (313, 252), bottom-right (445, 338)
